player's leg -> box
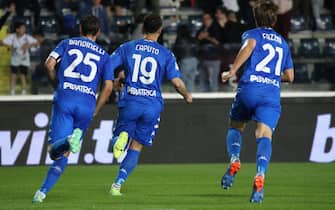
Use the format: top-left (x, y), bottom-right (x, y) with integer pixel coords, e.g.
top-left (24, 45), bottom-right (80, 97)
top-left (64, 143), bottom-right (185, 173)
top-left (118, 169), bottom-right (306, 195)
top-left (110, 103), bottom-right (161, 195)
top-left (32, 103), bottom-right (74, 203)
top-left (33, 151), bottom-right (70, 203)
top-left (110, 140), bottom-right (143, 196)
top-left (69, 101), bottom-right (95, 153)
top-left (250, 122), bottom-right (272, 203)
top-left (222, 92), bottom-right (251, 189)
top-left (250, 104), bottom-right (280, 203)
top-left (221, 120), bottom-right (246, 189)
top-left (110, 106), bottom-right (138, 159)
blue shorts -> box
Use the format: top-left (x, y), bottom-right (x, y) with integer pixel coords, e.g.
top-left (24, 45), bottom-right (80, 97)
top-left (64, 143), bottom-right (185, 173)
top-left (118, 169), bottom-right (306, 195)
top-left (48, 98), bottom-right (95, 144)
top-left (230, 87), bottom-right (281, 131)
top-left (113, 100), bottom-right (161, 146)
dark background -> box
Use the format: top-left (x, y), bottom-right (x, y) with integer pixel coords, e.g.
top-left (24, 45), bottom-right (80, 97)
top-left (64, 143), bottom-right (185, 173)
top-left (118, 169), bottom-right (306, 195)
top-left (0, 97), bottom-right (334, 166)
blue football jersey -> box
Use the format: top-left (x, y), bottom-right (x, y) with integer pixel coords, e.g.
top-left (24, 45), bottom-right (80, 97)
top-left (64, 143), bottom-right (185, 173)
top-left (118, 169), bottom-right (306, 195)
top-left (239, 28), bottom-right (293, 95)
top-left (109, 38), bottom-right (181, 106)
top-left (49, 37), bottom-right (114, 102)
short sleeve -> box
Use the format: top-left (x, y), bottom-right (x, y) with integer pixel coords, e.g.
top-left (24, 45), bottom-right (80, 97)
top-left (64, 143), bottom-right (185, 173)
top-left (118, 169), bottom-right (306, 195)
top-left (165, 52), bottom-right (182, 80)
top-left (102, 55), bottom-right (115, 81)
top-left (241, 30), bottom-right (257, 45)
top-left (2, 34), bottom-right (14, 46)
top-left (109, 45), bottom-right (124, 72)
top-left (48, 39), bottom-right (67, 62)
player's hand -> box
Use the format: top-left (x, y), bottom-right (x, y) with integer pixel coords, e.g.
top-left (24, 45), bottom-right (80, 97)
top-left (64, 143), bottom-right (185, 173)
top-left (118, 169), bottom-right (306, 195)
top-left (221, 71), bottom-right (234, 83)
top-left (184, 93), bottom-right (193, 104)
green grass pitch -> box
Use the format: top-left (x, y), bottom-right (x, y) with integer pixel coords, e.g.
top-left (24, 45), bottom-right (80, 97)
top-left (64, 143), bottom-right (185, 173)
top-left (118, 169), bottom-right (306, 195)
top-left (0, 163), bottom-right (334, 210)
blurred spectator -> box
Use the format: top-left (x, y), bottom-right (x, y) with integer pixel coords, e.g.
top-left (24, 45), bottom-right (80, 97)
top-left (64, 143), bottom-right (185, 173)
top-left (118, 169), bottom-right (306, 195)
top-left (0, 21), bottom-right (38, 95)
top-left (311, 0), bottom-right (327, 30)
top-left (80, 0), bottom-right (110, 42)
top-left (11, 0), bottom-right (40, 28)
top-left (215, 6), bottom-right (243, 44)
top-left (91, 0), bottom-right (110, 38)
top-left (273, 0), bottom-right (293, 39)
top-left (196, 12), bottom-right (221, 92)
top-left (237, 0), bottom-right (256, 29)
top-left (222, 0), bottom-right (239, 13)
top-left (131, 13), bottom-right (145, 40)
top-left (54, 0), bottom-right (79, 36)
top-left (0, 2), bottom-right (15, 29)
top-left (196, 0), bottom-right (221, 14)
top-left (134, 0), bottom-right (160, 17)
top-left (173, 24), bottom-right (199, 92)
top-left (31, 30), bottom-right (55, 94)
top-left (180, 0), bottom-right (197, 8)
top-left (292, 0), bottom-right (312, 29)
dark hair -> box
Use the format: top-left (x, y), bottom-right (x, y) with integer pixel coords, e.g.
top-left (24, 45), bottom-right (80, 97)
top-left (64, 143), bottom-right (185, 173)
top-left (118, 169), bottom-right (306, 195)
top-left (253, 0), bottom-right (278, 27)
top-left (216, 6), bottom-right (228, 15)
top-left (143, 14), bottom-right (162, 34)
top-left (14, 21), bottom-right (25, 30)
top-left (80, 15), bottom-right (100, 36)
top-left (176, 24), bottom-right (192, 40)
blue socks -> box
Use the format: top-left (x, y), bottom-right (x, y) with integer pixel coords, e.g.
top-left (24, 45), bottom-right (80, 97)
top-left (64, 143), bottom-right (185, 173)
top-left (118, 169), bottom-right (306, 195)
top-left (226, 128), bottom-right (242, 161)
top-left (114, 149), bottom-right (140, 185)
top-left (40, 155), bottom-right (68, 194)
top-left (256, 137), bottom-right (272, 176)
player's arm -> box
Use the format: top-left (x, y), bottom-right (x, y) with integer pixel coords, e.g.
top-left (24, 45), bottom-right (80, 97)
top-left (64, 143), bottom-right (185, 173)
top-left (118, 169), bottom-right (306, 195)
top-left (113, 70), bottom-right (125, 91)
top-left (94, 80), bottom-right (113, 116)
top-left (281, 68), bottom-right (294, 82)
top-left (222, 38), bottom-right (256, 82)
top-left (44, 56), bottom-right (58, 88)
top-left (171, 77), bottom-right (192, 104)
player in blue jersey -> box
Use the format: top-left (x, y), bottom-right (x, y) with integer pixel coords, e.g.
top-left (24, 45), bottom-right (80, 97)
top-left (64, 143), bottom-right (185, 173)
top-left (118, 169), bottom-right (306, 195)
top-left (32, 16), bottom-right (114, 203)
top-left (220, 0), bottom-right (294, 203)
top-left (107, 14), bottom-right (192, 196)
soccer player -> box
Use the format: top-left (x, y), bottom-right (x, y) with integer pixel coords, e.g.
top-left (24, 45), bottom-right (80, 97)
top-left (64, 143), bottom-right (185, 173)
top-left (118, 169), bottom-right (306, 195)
top-left (108, 14), bottom-right (192, 196)
top-left (32, 15), bottom-right (114, 203)
top-left (220, 0), bottom-right (294, 203)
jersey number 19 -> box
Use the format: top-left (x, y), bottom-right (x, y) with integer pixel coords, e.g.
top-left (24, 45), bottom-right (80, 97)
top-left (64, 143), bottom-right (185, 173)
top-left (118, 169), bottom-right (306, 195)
top-left (132, 54), bottom-right (157, 85)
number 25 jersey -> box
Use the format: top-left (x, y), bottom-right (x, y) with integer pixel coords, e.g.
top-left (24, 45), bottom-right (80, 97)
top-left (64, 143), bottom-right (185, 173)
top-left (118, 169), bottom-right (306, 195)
top-left (49, 37), bottom-right (114, 103)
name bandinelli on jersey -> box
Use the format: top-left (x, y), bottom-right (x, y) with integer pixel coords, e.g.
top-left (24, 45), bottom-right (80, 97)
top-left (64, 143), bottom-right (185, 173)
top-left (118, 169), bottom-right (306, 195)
top-left (69, 39), bottom-right (105, 55)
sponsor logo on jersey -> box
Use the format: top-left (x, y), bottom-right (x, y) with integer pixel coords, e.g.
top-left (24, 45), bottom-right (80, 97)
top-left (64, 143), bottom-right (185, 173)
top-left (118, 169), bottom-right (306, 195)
top-left (127, 86), bottom-right (157, 97)
top-left (63, 82), bottom-right (96, 96)
top-left (250, 74), bottom-right (280, 88)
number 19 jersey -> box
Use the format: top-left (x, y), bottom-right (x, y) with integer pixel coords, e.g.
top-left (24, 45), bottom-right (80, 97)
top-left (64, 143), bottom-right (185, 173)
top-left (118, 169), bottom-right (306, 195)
top-left (110, 38), bottom-right (181, 107)
top-left (239, 28), bottom-right (293, 97)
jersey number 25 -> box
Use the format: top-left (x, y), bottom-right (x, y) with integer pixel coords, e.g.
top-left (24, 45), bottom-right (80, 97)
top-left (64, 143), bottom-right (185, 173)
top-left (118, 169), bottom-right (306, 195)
top-left (64, 49), bottom-right (100, 82)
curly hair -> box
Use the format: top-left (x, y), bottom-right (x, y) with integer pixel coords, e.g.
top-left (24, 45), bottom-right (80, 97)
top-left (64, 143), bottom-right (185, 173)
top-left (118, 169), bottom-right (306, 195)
top-left (253, 0), bottom-right (279, 28)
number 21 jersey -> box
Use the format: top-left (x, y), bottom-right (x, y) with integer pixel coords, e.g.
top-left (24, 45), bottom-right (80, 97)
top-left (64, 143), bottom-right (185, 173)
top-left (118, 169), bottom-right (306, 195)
top-left (239, 28), bottom-right (293, 96)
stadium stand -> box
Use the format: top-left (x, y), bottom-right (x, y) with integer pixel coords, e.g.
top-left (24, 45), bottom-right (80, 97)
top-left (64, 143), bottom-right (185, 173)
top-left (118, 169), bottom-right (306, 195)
top-left (0, 1), bottom-right (334, 94)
